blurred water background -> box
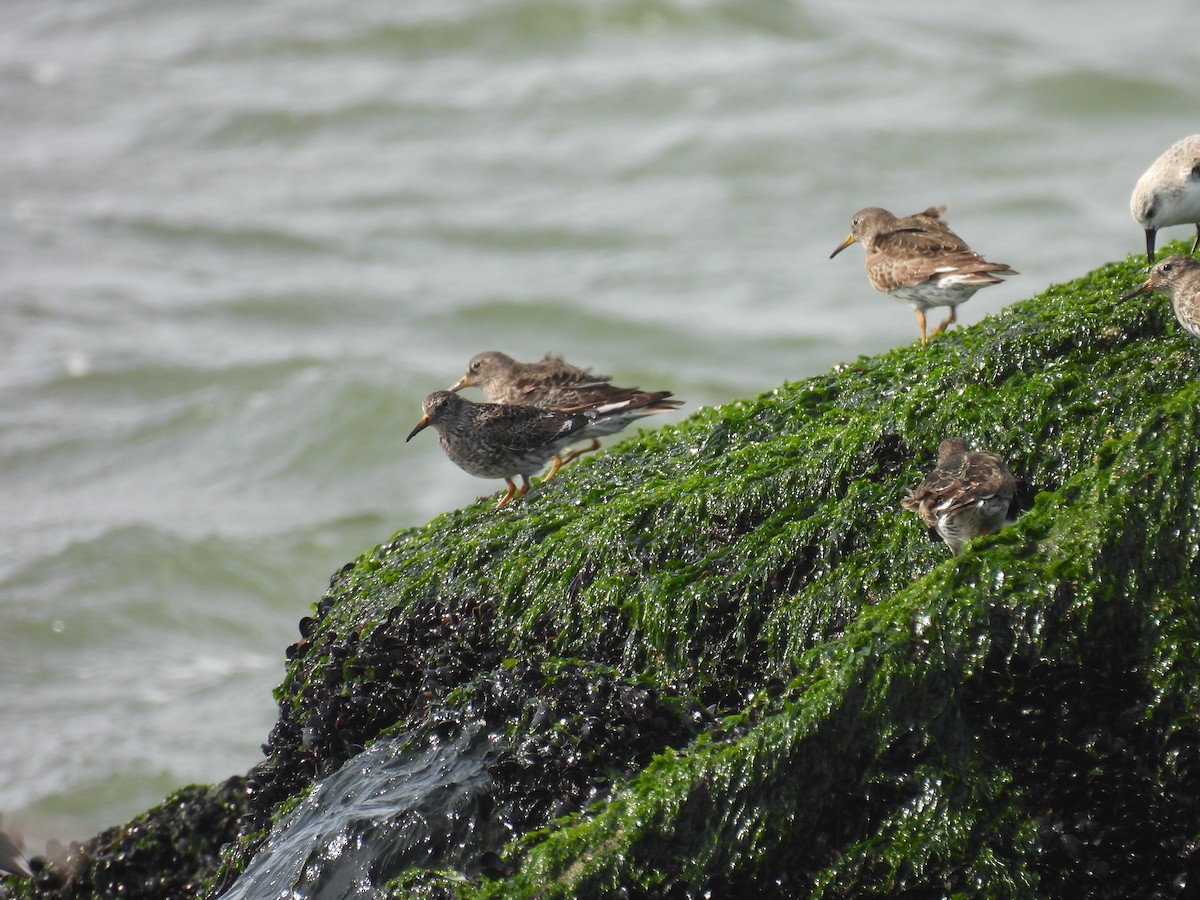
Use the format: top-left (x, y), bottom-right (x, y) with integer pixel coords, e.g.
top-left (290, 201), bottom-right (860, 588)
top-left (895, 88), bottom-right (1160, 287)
top-left (2, 0), bottom-right (1199, 848)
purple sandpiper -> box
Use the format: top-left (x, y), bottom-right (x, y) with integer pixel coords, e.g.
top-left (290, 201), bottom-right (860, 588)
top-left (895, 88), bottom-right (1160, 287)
top-left (450, 351), bottom-right (682, 463)
top-left (407, 390), bottom-right (673, 508)
top-left (1130, 135), bottom-right (1200, 264)
top-left (1122, 254), bottom-right (1200, 340)
top-left (901, 437), bottom-right (1016, 556)
top-left (831, 206), bottom-right (1017, 348)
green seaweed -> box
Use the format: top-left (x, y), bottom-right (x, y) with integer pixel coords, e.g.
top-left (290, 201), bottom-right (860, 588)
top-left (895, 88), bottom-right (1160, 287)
top-left (10, 247), bottom-right (1200, 899)
top-left (310, 250), bottom-right (1200, 897)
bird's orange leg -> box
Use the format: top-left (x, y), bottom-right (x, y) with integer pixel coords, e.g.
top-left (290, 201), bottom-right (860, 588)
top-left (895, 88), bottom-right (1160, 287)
top-left (494, 478), bottom-right (518, 509)
top-left (915, 309), bottom-right (928, 348)
top-left (930, 306), bottom-right (957, 338)
top-left (559, 439), bottom-right (600, 465)
top-left (514, 475), bottom-right (531, 499)
top-left (542, 456), bottom-right (565, 482)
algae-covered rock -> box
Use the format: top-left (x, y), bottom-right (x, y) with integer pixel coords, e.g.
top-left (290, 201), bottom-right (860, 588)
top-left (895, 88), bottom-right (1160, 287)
top-left (8, 250), bottom-right (1200, 899)
top-left (1, 781), bottom-right (245, 900)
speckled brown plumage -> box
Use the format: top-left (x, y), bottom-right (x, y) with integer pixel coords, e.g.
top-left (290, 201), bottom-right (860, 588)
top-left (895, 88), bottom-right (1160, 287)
top-left (831, 206), bottom-right (1017, 347)
top-left (1123, 254), bottom-right (1200, 340)
top-left (450, 350), bottom-right (682, 463)
top-left (407, 390), bottom-right (674, 508)
top-left (901, 437), bottom-right (1016, 556)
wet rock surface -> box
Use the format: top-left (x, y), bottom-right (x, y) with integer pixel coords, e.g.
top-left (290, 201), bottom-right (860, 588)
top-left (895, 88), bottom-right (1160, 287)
top-left (6, 254), bottom-right (1200, 899)
top-left (219, 653), bottom-right (720, 897)
top-left (971, 655), bottom-right (1200, 896)
top-left (206, 588), bottom-right (722, 895)
top-left (3, 781), bottom-right (244, 900)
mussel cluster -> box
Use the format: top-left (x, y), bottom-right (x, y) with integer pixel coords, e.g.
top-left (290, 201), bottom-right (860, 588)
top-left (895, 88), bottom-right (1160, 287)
top-left (7, 781), bottom-right (245, 900)
top-left (239, 590), bottom-right (501, 839)
top-left (227, 578), bottom-right (722, 885)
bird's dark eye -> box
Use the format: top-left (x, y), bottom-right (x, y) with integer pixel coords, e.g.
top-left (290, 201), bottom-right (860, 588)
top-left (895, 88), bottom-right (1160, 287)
top-left (1163, 263), bottom-right (1174, 274)
top-left (471, 360), bottom-right (482, 371)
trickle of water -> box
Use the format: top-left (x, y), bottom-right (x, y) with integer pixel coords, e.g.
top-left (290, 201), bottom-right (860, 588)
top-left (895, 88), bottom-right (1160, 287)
top-left (221, 726), bottom-right (502, 900)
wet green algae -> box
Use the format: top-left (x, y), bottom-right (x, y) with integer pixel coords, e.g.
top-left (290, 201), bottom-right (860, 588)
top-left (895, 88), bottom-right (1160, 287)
top-left (8, 249), bottom-right (1200, 899)
top-left (314, 250), bottom-right (1198, 897)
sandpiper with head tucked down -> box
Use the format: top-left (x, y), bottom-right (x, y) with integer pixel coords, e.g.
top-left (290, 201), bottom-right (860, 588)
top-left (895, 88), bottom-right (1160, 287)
top-left (407, 390), bottom-right (674, 508)
top-left (451, 351), bottom-right (682, 463)
top-left (1122, 254), bottom-right (1200, 340)
top-left (451, 351), bottom-right (612, 406)
top-left (901, 437), bottom-right (1016, 557)
top-left (831, 206), bottom-right (1017, 348)
top-left (1130, 135), bottom-right (1200, 265)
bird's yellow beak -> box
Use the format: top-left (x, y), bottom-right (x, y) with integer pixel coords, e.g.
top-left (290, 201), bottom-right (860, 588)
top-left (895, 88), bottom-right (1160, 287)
top-left (448, 375), bottom-right (470, 392)
top-left (830, 233), bottom-right (857, 259)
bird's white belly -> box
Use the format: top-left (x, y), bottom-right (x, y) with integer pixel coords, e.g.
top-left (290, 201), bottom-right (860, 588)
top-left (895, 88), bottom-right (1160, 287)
top-left (889, 279), bottom-right (981, 311)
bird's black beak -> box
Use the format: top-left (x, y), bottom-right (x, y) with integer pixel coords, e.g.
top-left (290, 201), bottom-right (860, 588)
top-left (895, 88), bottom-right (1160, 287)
top-left (1121, 279), bottom-right (1152, 302)
top-left (406, 413), bottom-right (432, 442)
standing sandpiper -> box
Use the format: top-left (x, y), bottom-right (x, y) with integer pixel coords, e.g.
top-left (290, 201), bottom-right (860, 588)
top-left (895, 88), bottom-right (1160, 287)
top-left (1130, 135), bottom-right (1200, 265)
top-left (831, 206), bottom-right (1017, 348)
top-left (407, 390), bottom-right (675, 508)
top-left (451, 351), bottom-right (681, 464)
top-left (901, 437), bottom-right (1016, 556)
top-left (1122, 254), bottom-right (1200, 341)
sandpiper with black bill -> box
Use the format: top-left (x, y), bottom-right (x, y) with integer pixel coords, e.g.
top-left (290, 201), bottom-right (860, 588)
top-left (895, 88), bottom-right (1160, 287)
top-left (451, 350), bottom-right (681, 464)
top-left (1122, 254), bottom-right (1200, 341)
top-left (407, 390), bottom-right (676, 508)
top-left (1130, 135), bottom-right (1200, 265)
